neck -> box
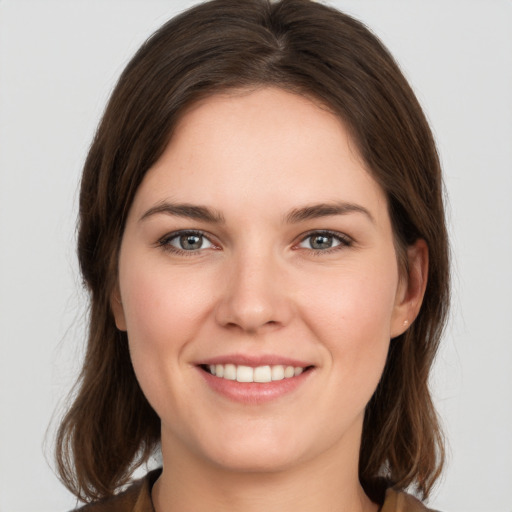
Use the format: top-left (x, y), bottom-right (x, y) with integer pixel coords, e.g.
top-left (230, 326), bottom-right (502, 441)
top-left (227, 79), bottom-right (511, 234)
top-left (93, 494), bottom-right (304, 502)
top-left (152, 430), bottom-right (378, 512)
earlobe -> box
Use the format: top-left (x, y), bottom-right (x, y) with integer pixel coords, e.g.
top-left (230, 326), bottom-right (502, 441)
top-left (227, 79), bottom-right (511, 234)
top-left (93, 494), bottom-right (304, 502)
top-left (110, 287), bottom-right (127, 331)
top-left (390, 239), bottom-right (429, 338)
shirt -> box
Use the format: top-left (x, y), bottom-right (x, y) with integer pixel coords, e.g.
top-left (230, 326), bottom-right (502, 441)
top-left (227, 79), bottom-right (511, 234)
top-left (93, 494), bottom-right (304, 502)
top-left (73, 469), bottom-right (439, 512)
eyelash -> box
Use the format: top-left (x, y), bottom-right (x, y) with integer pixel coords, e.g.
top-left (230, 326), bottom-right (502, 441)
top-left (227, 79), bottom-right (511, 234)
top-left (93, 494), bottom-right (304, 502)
top-left (157, 230), bottom-right (217, 256)
top-left (295, 230), bottom-right (353, 255)
top-left (157, 229), bottom-right (353, 256)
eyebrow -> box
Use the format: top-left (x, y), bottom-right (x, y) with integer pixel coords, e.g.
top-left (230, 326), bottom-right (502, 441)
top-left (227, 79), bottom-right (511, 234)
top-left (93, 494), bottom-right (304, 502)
top-left (285, 202), bottom-right (375, 224)
top-left (139, 202), bottom-right (225, 224)
top-left (139, 200), bottom-right (374, 225)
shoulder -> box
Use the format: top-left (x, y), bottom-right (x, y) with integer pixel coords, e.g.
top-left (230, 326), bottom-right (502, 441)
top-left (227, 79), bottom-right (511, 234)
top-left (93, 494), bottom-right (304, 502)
top-left (70, 469), bottom-right (161, 512)
top-left (381, 488), bottom-right (441, 512)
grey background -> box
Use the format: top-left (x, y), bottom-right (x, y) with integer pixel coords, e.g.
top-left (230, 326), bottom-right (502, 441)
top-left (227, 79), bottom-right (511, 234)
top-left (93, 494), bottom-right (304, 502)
top-left (1, 1), bottom-right (511, 511)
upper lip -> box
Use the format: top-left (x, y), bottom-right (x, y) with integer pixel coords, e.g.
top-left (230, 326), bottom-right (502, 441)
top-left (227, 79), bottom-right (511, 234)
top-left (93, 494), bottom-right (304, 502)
top-left (196, 354), bottom-right (314, 368)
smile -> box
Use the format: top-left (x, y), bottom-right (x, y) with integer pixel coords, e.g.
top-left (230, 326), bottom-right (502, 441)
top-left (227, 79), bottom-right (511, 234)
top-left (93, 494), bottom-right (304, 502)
top-left (204, 364), bottom-right (306, 383)
top-left (197, 358), bottom-right (314, 403)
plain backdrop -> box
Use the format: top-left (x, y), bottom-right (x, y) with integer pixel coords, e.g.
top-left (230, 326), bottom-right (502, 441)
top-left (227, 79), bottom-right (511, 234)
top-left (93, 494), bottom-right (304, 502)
top-left (1, 1), bottom-right (511, 511)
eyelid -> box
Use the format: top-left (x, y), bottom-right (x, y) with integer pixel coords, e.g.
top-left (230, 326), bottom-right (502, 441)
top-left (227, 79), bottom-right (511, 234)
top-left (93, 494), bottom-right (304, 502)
top-left (156, 228), bottom-right (352, 255)
top-left (294, 230), bottom-right (353, 252)
top-left (157, 229), bottom-right (219, 254)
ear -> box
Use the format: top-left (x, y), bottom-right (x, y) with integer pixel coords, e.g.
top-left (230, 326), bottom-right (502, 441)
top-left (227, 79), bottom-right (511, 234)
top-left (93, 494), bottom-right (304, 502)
top-left (110, 285), bottom-right (127, 331)
top-left (390, 239), bottom-right (428, 338)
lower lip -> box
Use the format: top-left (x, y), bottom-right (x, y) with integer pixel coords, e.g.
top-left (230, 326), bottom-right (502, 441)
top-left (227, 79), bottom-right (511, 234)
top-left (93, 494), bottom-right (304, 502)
top-left (198, 367), bottom-right (313, 404)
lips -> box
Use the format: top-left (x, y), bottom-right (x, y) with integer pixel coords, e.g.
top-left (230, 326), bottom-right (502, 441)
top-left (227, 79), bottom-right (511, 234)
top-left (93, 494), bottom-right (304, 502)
top-left (196, 355), bottom-right (314, 403)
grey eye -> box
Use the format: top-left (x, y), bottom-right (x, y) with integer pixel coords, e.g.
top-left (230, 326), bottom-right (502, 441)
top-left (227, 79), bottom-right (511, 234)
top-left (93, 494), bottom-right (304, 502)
top-left (313, 234), bottom-right (334, 250)
top-left (168, 232), bottom-right (213, 251)
top-left (300, 233), bottom-right (341, 250)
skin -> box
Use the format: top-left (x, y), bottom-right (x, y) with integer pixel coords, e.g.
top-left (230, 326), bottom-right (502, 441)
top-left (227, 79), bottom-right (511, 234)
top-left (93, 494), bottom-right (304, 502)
top-left (112, 87), bottom-right (428, 512)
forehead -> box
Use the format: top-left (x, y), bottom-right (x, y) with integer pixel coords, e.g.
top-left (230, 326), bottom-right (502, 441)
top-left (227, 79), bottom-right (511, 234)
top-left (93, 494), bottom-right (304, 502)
top-left (130, 87), bottom-right (388, 223)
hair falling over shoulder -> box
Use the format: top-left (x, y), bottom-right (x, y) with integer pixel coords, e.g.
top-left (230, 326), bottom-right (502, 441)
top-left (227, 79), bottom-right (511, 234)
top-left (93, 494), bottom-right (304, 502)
top-left (55, 0), bottom-right (449, 503)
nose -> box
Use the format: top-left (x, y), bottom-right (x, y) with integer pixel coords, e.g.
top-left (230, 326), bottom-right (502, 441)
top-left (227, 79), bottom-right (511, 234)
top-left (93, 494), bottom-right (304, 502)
top-left (214, 250), bottom-right (293, 334)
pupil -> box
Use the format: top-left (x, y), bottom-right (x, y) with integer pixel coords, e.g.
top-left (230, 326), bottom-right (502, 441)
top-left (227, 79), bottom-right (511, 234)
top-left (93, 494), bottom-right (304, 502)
top-left (312, 235), bottom-right (332, 249)
top-left (181, 234), bottom-right (202, 250)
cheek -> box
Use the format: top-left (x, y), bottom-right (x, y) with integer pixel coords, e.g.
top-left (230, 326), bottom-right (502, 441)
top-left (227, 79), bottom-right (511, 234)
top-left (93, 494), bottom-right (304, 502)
top-left (118, 259), bottom-right (213, 403)
top-left (302, 259), bottom-right (398, 332)
top-left (300, 261), bottom-right (398, 392)
top-left (121, 260), bottom-right (210, 345)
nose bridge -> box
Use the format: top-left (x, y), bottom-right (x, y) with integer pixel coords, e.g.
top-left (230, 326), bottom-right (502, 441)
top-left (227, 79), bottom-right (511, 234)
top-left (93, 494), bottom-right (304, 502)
top-left (215, 244), bottom-right (291, 332)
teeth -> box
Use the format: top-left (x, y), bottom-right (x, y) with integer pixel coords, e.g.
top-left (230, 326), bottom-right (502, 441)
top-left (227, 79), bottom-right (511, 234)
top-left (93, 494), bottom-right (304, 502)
top-left (236, 365), bottom-right (253, 382)
top-left (284, 366), bottom-right (295, 378)
top-left (205, 363), bottom-right (306, 382)
top-left (224, 364), bottom-right (237, 380)
top-left (271, 365), bottom-right (285, 381)
top-left (253, 365), bottom-right (272, 383)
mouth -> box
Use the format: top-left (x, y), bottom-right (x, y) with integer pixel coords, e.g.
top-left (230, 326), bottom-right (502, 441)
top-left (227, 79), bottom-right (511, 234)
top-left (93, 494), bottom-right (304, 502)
top-left (196, 357), bottom-right (315, 403)
top-left (199, 363), bottom-right (314, 383)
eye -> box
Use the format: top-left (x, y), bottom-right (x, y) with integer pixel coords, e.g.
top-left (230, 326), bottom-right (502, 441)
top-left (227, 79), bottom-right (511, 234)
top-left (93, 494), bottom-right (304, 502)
top-left (159, 231), bottom-right (214, 253)
top-left (297, 231), bottom-right (351, 251)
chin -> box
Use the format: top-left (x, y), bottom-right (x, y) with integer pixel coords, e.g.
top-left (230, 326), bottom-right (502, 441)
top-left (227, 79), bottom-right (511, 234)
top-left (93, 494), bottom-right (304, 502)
top-left (192, 428), bottom-right (307, 473)
top-left (208, 448), bottom-right (301, 474)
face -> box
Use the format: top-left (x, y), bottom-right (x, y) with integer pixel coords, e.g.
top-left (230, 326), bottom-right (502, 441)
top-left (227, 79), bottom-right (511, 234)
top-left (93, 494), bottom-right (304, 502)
top-left (112, 87), bottom-right (425, 474)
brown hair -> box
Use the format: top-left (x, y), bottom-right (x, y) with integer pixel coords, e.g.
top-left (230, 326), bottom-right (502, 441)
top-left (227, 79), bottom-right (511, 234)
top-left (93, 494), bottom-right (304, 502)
top-left (56, 0), bottom-right (449, 503)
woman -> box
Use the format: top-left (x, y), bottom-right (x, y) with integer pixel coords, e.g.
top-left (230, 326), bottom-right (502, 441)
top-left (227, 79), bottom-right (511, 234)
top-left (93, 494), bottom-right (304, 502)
top-left (56, 0), bottom-right (449, 511)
